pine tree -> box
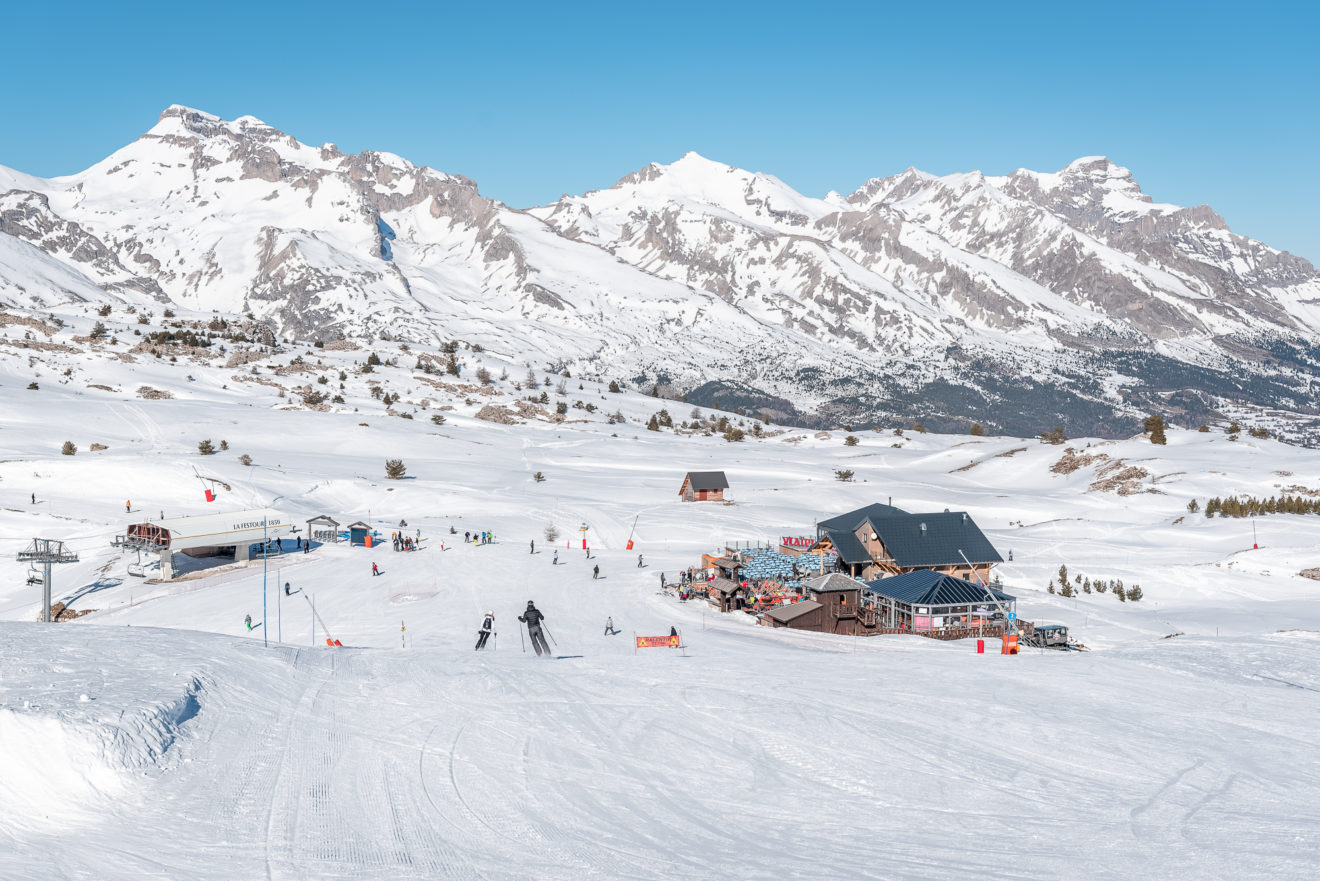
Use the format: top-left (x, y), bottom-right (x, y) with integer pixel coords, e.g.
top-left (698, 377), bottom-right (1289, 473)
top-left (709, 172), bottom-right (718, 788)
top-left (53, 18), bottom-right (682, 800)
top-left (61, 441), bottom-right (77, 456)
top-left (385, 459), bottom-right (407, 479)
top-left (1144, 413), bottom-right (1167, 445)
top-left (647, 414), bottom-right (660, 431)
top-left (969, 423), bottom-right (985, 436)
top-left (198, 439), bottom-right (214, 455)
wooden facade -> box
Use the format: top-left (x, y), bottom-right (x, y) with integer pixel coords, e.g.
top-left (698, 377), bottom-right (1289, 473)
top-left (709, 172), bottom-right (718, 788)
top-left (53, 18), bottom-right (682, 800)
top-left (766, 575), bottom-right (877, 635)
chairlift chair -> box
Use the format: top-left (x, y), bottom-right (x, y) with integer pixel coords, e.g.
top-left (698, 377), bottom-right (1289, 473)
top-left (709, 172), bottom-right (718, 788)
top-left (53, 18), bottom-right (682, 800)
top-left (126, 548), bottom-right (146, 578)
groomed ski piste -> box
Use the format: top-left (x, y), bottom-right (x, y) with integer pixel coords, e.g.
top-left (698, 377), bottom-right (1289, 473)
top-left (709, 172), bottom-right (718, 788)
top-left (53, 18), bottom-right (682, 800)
top-left (3, 370), bottom-right (1320, 879)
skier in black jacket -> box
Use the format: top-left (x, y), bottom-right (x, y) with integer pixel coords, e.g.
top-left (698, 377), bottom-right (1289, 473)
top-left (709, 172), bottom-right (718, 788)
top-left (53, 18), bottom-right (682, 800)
top-left (518, 601), bottom-right (551, 657)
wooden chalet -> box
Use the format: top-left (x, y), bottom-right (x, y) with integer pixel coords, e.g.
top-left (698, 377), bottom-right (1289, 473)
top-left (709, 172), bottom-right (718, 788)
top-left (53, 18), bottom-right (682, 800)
top-left (765, 573), bottom-right (875, 635)
top-left (680, 471), bottom-right (729, 502)
top-left (813, 503), bottom-right (1002, 582)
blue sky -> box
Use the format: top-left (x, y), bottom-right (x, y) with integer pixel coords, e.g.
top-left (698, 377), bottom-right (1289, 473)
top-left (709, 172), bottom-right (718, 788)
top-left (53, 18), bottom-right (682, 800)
top-left (4, 1), bottom-right (1317, 260)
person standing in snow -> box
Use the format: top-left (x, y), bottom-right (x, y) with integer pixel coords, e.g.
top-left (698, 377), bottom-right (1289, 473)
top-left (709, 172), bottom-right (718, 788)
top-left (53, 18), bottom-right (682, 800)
top-left (519, 601), bottom-right (550, 657)
top-left (475, 611), bottom-right (495, 650)
top-left (31, 493), bottom-right (35, 505)
top-left (125, 500), bottom-right (131, 513)
top-left (661, 572), bottom-right (667, 589)
top-left (245, 614), bottom-right (253, 631)
top-left (593, 564), bottom-right (599, 579)
top-left (530, 539), bottom-right (535, 554)
top-left (604, 616), bottom-right (616, 635)
top-left (552, 550), bottom-right (558, 566)
top-left (284, 582), bottom-right (291, 596)
top-left (637, 553), bottom-right (644, 568)
top-left (465, 531), bottom-right (470, 543)
top-left (372, 562), bottom-right (380, 577)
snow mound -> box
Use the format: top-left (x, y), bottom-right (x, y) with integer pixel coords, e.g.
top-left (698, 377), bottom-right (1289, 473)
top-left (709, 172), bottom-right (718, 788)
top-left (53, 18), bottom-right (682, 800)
top-left (0, 673), bottom-right (202, 833)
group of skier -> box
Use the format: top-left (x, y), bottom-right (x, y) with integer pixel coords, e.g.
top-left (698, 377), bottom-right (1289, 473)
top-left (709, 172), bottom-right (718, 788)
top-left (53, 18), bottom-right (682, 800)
top-left (465, 530), bottom-right (494, 545)
top-left (392, 532), bottom-right (418, 552)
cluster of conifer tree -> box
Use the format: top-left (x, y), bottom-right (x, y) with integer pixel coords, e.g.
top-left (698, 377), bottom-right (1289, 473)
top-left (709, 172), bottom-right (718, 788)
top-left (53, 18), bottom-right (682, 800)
top-left (1046, 564), bottom-right (1142, 601)
top-left (1199, 495), bottom-right (1320, 517)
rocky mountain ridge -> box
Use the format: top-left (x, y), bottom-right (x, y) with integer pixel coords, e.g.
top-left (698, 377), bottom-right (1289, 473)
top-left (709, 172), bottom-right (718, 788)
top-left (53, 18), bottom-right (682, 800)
top-left (2, 106), bottom-right (1319, 437)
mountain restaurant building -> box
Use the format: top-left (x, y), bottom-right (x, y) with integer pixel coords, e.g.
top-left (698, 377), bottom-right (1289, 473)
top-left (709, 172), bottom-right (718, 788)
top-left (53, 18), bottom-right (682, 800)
top-left (813, 503), bottom-right (1002, 582)
top-left (862, 570), bottom-right (1017, 638)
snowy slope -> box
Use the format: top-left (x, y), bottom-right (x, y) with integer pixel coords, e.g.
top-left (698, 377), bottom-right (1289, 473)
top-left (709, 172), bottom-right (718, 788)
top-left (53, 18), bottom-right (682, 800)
top-left (3, 320), bottom-right (1320, 878)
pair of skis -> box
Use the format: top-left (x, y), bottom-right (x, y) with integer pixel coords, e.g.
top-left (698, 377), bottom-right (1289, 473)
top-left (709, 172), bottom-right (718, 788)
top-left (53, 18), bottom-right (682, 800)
top-left (519, 620), bottom-right (561, 657)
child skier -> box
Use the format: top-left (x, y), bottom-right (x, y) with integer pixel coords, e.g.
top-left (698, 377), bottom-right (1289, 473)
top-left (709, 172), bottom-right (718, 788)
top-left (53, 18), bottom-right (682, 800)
top-left (475, 612), bottom-right (495, 650)
top-left (552, 550), bottom-right (559, 566)
top-left (372, 562), bottom-right (380, 577)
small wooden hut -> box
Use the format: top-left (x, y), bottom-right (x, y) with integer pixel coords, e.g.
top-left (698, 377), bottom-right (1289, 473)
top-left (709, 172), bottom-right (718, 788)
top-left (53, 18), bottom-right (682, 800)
top-left (680, 471), bottom-right (728, 502)
top-left (347, 521), bottom-right (373, 547)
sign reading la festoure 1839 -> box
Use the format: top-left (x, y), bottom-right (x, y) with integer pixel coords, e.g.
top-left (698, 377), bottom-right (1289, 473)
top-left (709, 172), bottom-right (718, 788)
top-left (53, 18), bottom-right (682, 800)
top-left (780, 536), bottom-right (814, 548)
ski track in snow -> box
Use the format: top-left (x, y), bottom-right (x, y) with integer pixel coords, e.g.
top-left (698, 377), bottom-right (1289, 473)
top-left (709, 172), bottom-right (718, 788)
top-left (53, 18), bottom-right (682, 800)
top-left (3, 372), bottom-right (1320, 877)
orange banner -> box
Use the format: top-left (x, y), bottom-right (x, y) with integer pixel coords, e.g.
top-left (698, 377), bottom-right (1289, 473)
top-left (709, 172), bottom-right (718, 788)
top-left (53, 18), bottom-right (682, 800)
top-left (635, 635), bottom-right (680, 648)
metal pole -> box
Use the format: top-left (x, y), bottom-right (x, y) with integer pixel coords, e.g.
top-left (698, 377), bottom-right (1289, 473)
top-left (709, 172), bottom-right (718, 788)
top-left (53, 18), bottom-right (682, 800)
top-left (277, 567), bottom-right (282, 644)
top-left (262, 515), bottom-right (269, 648)
top-left (312, 594), bottom-right (316, 646)
top-left (43, 562), bottom-right (52, 623)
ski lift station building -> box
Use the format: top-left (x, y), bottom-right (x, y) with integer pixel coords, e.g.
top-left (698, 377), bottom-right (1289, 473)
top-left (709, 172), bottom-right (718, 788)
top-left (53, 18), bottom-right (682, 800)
top-left (117, 508), bottom-right (294, 580)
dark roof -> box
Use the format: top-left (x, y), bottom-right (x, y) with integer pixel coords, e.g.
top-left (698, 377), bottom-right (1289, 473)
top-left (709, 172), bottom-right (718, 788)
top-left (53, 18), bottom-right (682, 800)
top-left (821, 528), bottom-right (871, 565)
top-left (805, 573), bottom-right (864, 594)
top-left (864, 570), bottom-right (1014, 607)
top-left (819, 504), bottom-right (1002, 567)
top-left (709, 579), bottom-right (746, 595)
top-left (684, 471), bottom-right (729, 491)
top-left (817, 502), bottom-right (908, 531)
top-left (346, 521), bottom-right (371, 529)
top-left (766, 600), bottom-right (822, 622)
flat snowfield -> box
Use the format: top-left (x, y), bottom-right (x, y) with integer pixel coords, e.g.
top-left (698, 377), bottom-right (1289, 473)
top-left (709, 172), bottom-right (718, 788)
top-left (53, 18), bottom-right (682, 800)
top-left (3, 373), bottom-right (1320, 878)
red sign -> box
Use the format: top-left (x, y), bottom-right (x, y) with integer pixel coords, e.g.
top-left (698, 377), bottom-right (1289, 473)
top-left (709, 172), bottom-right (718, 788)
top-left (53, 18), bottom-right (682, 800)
top-left (635, 634), bottom-right (681, 648)
top-left (780, 536), bottom-right (815, 548)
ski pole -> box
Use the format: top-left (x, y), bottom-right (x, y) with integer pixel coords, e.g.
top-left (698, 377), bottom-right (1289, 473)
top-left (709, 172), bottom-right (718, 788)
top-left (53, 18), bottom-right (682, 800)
top-left (542, 624), bottom-right (558, 647)
top-left (519, 621), bottom-right (526, 652)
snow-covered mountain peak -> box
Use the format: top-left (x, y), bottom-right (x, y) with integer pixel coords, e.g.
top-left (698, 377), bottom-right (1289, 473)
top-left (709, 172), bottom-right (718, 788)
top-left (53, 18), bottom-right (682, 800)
top-left (3, 108), bottom-right (1320, 437)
